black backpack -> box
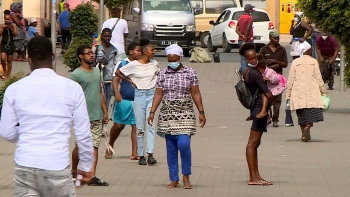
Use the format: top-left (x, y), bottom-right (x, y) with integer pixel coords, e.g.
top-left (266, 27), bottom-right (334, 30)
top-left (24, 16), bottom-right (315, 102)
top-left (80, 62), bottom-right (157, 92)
top-left (235, 68), bottom-right (258, 110)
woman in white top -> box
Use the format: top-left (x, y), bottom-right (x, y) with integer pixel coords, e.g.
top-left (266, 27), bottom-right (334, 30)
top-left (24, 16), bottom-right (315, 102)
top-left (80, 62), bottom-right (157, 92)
top-left (116, 38), bottom-right (160, 165)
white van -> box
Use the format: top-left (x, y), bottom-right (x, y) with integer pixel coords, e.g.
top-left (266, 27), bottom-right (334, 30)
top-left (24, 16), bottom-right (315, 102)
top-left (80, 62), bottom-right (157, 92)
top-left (123, 0), bottom-right (199, 57)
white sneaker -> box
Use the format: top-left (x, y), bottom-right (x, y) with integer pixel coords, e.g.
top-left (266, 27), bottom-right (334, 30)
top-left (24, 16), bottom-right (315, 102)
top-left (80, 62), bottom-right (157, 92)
top-left (235, 69), bottom-right (242, 78)
top-left (285, 124), bottom-right (294, 127)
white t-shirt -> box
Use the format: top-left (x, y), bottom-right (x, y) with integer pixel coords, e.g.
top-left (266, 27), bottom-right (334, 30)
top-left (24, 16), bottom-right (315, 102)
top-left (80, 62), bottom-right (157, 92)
top-left (102, 18), bottom-right (129, 54)
top-left (119, 59), bottom-right (160, 90)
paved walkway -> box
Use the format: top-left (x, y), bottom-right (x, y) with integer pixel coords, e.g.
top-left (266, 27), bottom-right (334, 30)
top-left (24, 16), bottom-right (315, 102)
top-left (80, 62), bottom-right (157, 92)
top-left (1, 58), bottom-right (350, 197)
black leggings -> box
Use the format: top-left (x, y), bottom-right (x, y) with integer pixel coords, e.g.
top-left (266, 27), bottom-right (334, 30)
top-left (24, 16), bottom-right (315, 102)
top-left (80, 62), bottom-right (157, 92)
top-left (61, 27), bottom-right (72, 51)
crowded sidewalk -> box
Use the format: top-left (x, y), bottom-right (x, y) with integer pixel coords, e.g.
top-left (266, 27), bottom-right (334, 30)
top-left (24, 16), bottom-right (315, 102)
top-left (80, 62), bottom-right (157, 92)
top-left (0, 58), bottom-right (350, 197)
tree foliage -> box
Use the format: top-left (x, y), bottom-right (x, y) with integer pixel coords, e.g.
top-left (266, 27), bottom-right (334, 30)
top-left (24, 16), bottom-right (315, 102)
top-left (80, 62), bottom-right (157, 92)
top-left (297, 0), bottom-right (350, 86)
top-left (63, 2), bottom-right (98, 71)
top-left (0, 72), bottom-right (26, 115)
top-left (92, 0), bottom-right (133, 9)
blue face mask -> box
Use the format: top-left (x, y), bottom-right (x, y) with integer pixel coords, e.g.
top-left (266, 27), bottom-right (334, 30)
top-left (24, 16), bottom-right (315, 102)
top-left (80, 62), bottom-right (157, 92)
top-left (168, 62), bottom-right (181, 69)
top-left (247, 62), bottom-right (258, 68)
top-left (294, 17), bottom-right (299, 22)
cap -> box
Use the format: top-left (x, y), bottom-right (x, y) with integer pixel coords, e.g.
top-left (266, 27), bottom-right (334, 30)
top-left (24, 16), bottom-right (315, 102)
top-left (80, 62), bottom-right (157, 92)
top-left (269, 29), bottom-right (279, 37)
top-left (29, 18), bottom-right (37, 24)
top-left (244, 4), bottom-right (255, 10)
top-left (64, 3), bottom-right (70, 8)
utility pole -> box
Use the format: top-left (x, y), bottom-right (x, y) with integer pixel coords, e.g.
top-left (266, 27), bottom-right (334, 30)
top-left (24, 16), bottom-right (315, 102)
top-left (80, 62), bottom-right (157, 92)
top-left (340, 46), bottom-right (346, 92)
top-left (51, 0), bottom-right (57, 71)
top-left (99, 0), bottom-right (104, 33)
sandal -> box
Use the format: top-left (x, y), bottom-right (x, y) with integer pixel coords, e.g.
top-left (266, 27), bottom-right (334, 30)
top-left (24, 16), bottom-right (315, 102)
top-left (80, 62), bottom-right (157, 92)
top-left (87, 177), bottom-right (109, 186)
top-left (1, 76), bottom-right (6, 81)
top-left (248, 179), bottom-right (270, 186)
top-left (105, 149), bottom-right (113, 159)
top-left (183, 182), bottom-right (193, 189)
top-left (15, 58), bottom-right (22, 61)
top-left (303, 127), bottom-right (311, 142)
top-left (130, 156), bottom-right (140, 160)
top-left (166, 181), bottom-right (179, 188)
top-left (261, 179), bottom-right (273, 185)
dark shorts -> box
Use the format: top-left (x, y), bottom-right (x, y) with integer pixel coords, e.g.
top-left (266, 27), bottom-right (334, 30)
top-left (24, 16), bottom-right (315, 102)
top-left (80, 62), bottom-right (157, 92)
top-left (250, 107), bottom-right (268, 132)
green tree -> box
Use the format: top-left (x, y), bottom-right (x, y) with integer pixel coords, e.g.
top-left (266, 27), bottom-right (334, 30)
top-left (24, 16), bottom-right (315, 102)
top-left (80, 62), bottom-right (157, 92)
top-left (63, 2), bottom-right (98, 71)
top-left (92, 0), bottom-right (133, 16)
top-left (0, 72), bottom-right (26, 115)
top-left (297, 0), bottom-right (350, 86)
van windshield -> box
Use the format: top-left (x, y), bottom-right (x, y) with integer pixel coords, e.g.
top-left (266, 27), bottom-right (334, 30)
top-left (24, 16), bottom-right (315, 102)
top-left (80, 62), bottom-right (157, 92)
top-left (192, 0), bottom-right (237, 14)
top-left (143, 0), bottom-right (192, 12)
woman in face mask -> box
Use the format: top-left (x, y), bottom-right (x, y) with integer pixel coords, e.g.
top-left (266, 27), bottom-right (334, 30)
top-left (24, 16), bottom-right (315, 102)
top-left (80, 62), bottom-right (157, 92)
top-left (239, 43), bottom-right (275, 186)
top-left (289, 12), bottom-right (313, 60)
top-left (148, 44), bottom-right (206, 189)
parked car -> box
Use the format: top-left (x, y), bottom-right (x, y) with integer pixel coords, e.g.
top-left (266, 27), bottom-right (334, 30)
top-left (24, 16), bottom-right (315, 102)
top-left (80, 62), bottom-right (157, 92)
top-left (207, 8), bottom-right (274, 53)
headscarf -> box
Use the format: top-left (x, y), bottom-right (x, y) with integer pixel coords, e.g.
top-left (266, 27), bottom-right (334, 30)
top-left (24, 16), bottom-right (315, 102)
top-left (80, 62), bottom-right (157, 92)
top-left (297, 42), bottom-right (311, 57)
top-left (295, 12), bottom-right (304, 18)
top-left (165, 44), bottom-right (183, 57)
top-left (10, 3), bottom-right (26, 32)
top-left (10, 3), bottom-right (22, 13)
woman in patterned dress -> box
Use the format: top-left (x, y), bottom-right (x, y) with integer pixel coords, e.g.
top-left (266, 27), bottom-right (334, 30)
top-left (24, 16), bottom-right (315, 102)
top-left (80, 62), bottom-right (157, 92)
top-left (286, 42), bottom-right (327, 142)
top-left (10, 3), bottom-right (27, 61)
top-left (148, 44), bottom-right (206, 189)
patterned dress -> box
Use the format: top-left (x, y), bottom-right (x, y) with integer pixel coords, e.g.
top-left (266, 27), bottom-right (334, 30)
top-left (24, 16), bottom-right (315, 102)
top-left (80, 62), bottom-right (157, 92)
top-left (156, 65), bottom-right (199, 137)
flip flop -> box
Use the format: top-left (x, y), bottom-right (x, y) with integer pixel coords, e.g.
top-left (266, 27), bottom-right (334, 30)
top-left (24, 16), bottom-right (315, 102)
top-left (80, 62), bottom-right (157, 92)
top-left (166, 182), bottom-right (180, 188)
top-left (248, 180), bottom-right (270, 186)
top-left (105, 149), bottom-right (113, 159)
top-left (130, 156), bottom-right (140, 160)
top-left (183, 182), bottom-right (193, 189)
top-left (87, 177), bottom-right (109, 186)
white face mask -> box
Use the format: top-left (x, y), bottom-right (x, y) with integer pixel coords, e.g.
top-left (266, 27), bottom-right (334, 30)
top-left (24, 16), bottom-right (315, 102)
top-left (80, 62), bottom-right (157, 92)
top-left (322, 36), bottom-right (328, 40)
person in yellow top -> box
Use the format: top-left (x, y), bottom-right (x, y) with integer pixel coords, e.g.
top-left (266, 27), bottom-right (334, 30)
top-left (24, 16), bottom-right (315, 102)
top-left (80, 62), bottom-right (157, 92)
top-left (59, 0), bottom-right (65, 13)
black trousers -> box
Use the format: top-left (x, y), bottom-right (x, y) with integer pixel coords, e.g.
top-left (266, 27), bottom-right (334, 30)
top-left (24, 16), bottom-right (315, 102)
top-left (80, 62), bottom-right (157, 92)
top-left (61, 27), bottom-right (72, 51)
top-left (271, 94), bottom-right (282, 122)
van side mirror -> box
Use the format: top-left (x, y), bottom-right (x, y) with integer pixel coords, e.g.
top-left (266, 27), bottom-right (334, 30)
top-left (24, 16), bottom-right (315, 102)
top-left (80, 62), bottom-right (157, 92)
top-left (133, 8), bottom-right (140, 14)
top-left (194, 8), bottom-right (203, 15)
top-left (209, 20), bottom-right (215, 25)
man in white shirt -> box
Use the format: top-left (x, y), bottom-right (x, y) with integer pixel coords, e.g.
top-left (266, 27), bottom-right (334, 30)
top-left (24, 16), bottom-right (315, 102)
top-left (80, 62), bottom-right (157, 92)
top-left (0, 36), bottom-right (94, 196)
top-left (102, 7), bottom-right (128, 60)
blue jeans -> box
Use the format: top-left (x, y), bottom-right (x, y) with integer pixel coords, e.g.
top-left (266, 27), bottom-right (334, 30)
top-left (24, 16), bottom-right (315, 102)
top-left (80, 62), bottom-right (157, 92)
top-left (238, 40), bottom-right (254, 73)
top-left (133, 88), bottom-right (156, 156)
top-left (165, 134), bottom-right (191, 181)
top-left (103, 83), bottom-right (113, 109)
top-left (311, 32), bottom-right (320, 59)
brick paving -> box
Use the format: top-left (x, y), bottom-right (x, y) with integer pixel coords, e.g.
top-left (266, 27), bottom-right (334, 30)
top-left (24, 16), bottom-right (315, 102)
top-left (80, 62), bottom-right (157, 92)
top-left (1, 57), bottom-right (350, 197)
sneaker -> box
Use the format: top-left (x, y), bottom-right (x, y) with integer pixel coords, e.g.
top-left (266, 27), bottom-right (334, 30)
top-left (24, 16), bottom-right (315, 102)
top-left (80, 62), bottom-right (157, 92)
top-left (138, 156), bottom-right (147, 165)
top-left (285, 124), bottom-right (294, 127)
top-left (328, 86), bottom-right (333, 90)
top-left (147, 153), bottom-right (157, 165)
top-left (235, 69), bottom-right (242, 78)
top-left (273, 121), bottom-right (279, 127)
top-left (61, 50), bottom-right (66, 54)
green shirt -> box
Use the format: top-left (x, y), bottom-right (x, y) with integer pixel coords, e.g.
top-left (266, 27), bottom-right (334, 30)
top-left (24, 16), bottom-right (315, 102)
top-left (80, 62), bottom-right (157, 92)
top-left (70, 67), bottom-right (103, 121)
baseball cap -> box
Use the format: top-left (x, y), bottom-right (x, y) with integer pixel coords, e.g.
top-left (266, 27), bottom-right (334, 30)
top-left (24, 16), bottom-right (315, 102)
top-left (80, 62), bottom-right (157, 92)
top-left (244, 4), bottom-right (255, 10)
top-left (29, 18), bottom-right (37, 24)
top-left (269, 29), bottom-right (279, 38)
top-left (64, 3), bottom-right (70, 8)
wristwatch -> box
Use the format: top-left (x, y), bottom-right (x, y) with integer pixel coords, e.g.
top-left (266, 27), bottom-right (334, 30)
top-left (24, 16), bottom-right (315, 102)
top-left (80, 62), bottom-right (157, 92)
top-left (199, 111), bottom-right (205, 115)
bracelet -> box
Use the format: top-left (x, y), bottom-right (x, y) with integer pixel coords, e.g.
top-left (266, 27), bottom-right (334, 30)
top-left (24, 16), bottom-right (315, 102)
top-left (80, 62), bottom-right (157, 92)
top-left (150, 112), bottom-right (155, 114)
top-left (199, 111), bottom-right (205, 114)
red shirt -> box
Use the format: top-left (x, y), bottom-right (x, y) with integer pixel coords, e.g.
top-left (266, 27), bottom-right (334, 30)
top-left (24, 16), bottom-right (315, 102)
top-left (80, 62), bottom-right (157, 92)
top-left (316, 35), bottom-right (339, 57)
top-left (237, 13), bottom-right (253, 41)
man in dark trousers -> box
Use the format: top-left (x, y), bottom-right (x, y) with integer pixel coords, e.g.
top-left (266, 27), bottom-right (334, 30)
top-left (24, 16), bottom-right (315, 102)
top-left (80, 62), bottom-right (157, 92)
top-left (260, 30), bottom-right (288, 127)
top-left (316, 32), bottom-right (339, 90)
top-left (58, 2), bottom-right (71, 54)
top-left (235, 4), bottom-right (254, 75)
